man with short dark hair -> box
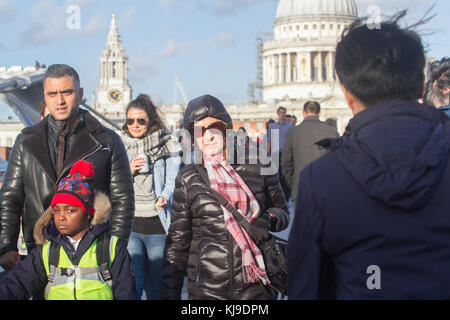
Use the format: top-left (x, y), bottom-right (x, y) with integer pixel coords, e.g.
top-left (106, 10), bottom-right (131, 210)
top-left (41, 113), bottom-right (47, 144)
top-left (288, 12), bottom-right (450, 299)
top-left (0, 64), bottom-right (135, 271)
top-left (281, 101), bottom-right (338, 210)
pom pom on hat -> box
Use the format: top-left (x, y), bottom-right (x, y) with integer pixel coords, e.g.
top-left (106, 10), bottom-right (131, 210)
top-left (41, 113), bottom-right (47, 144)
top-left (70, 160), bottom-right (94, 177)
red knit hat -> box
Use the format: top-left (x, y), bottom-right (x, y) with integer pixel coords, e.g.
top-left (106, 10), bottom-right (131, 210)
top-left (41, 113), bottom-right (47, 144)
top-left (51, 160), bottom-right (96, 216)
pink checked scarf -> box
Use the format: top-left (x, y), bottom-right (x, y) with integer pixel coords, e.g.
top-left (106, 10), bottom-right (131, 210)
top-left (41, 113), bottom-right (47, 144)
top-left (204, 155), bottom-right (270, 285)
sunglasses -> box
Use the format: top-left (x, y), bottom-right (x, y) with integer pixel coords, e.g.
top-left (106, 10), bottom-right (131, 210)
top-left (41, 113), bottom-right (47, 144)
top-left (126, 118), bottom-right (147, 126)
top-left (195, 122), bottom-right (227, 136)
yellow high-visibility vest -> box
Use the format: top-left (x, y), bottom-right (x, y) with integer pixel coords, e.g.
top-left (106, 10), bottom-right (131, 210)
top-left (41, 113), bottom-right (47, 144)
top-left (42, 236), bottom-right (118, 300)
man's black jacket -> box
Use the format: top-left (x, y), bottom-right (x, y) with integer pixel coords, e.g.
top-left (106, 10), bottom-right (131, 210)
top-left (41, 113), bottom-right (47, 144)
top-left (0, 109), bottom-right (134, 255)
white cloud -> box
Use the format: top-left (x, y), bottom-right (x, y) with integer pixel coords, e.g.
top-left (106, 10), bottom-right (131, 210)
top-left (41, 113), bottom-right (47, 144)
top-left (154, 32), bottom-right (234, 59)
top-left (195, 0), bottom-right (276, 16)
top-left (356, 0), bottom-right (435, 18)
top-left (0, 0), bottom-right (16, 25)
top-left (159, 0), bottom-right (276, 17)
top-left (19, 0), bottom-right (108, 47)
top-left (155, 39), bottom-right (193, 57)
top-left (208, 32), bottom-right (235, 48)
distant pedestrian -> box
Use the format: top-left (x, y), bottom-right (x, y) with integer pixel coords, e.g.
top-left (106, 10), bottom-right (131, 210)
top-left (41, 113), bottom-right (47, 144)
top-left (121, 94), bottom-right (181, 300)
top-left (288, 11), bottom-right (450, 299)
top-left (267, 106), bottom-right (293, 199)
top-left (289, 115), bottom-right (297, 126)
top-left (424, 57), bottom-right (450, 116)
top-left (161, 94), bottom-right (289, 300)
top-left (0, 160), bottom-right (136, 300)
top-left (325, 118), bottom-right (337, 129)
top-left (281, 101), bottom-right (338, 210)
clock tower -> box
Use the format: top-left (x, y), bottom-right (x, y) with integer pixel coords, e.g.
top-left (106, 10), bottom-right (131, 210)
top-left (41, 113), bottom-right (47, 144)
top-left (94, 14), bottom-right (132, 118)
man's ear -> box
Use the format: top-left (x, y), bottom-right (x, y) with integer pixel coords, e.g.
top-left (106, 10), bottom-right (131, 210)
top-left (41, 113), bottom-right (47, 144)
top-left (418, 80), bottom-right (425, 100)
top-left (79, 87), bottom-right (84, 103)
top-left (340, 84), bottom-right (367, 115)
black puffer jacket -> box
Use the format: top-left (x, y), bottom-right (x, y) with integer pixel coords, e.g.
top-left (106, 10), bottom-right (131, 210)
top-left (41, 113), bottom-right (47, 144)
top-left (161, 163), bottom-right (289, 300)
top-left (161, 94), bottom-right (290, 299)
top-left (0, 109), bottom-right (134, 255)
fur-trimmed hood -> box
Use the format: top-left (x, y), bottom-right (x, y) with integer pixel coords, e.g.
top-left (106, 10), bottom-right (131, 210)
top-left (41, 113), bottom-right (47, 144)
top-left (33, 192), bottom-right (112, 245)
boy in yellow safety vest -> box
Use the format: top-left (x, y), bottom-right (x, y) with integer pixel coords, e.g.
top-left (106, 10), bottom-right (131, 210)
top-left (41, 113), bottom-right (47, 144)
top-left (0, 160), bottom-right (136, 300)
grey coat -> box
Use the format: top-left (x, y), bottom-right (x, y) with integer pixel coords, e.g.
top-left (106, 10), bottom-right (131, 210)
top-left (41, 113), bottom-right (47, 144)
top-left (281, 116), bottom-right (339, 201)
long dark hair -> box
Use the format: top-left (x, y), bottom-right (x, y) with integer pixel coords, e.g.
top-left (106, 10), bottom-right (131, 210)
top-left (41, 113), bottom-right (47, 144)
top-left (122, 94), bottom-right (165, 137)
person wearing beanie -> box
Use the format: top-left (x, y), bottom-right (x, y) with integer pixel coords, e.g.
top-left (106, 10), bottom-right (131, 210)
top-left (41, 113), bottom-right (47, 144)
top-left (161, 94), bottom-right (290, 300)
top-left (0, 160), bottom-right (136, 300)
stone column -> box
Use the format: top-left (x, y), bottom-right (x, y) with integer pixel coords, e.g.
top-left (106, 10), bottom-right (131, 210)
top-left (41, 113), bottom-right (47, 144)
top-left (318, 51), bottom-right (323, 82)
top-left (279, 54), bottom-right (283, 84)
top-left (287, 52), bottom-right (292, 83)
top-left (327, 51), bottom-right (334, 81)
top-left (297, 51), bottom-right (301, 82)
top-left (273, 55), bottom-right (277, 84)
top-left (306, 52), bottom-right (312, 82)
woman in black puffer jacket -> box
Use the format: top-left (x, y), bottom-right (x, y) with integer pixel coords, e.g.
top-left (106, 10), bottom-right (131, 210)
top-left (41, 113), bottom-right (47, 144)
top-left (160, 94), bottom-right (290, 300)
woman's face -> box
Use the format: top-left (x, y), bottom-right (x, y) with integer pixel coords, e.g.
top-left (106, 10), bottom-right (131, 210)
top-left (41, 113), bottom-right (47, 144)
top-left (194, 117), bottom-right (226, 158)
top-left (126, 108), bottom-right (150, 138)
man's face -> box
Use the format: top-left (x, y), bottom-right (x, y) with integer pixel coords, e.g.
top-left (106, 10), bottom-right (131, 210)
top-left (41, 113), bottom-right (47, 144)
top-left (44, 76), bottom-right (83, 120)
top-left (278, 109), bottom-right (286, 122)
top-left (53, 203), bottom-right (91, 241)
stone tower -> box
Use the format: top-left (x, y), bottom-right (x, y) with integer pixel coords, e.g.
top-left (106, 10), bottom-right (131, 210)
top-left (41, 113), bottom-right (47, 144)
top-left (95, 14), bottom-right (132, 118)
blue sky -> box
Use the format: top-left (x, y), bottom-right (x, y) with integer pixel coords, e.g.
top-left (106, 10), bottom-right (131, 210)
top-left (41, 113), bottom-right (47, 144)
top-left (0, 0), bottom-right (449, 120)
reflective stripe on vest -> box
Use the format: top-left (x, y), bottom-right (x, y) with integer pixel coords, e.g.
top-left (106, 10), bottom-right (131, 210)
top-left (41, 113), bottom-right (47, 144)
top-left (42, 236), bottom-right (118, 300)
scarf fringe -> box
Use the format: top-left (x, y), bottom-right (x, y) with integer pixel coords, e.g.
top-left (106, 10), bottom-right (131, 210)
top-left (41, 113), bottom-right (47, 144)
top-left (243, 264), bottom-right (271, 285)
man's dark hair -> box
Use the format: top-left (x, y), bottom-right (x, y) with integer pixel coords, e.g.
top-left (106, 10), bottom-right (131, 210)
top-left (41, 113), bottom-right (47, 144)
top-left (277, 106), bottom-right (287, 114)
top-left (44, 64), bottom-right (81, 88)
top-left (335, 11), bottom-right (426, 107)
top-left (303, 101), bottom-right (321, 115)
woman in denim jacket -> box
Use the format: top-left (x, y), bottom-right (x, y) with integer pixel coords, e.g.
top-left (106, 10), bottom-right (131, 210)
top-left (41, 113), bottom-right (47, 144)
top-left (121, 94), bottom-right (181, 300)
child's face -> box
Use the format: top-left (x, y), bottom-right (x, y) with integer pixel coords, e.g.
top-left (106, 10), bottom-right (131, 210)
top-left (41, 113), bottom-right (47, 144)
top-left (53, 203), bottom-right (91, 241)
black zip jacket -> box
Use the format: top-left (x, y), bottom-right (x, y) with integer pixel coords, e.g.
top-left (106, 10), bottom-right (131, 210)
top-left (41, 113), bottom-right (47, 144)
top-left (0, 109), bottom-right (134, 255)
top-left (161, 163), bottom-right (290, 300)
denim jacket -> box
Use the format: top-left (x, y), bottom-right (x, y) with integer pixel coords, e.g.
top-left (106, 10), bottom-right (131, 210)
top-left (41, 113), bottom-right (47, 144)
top-left (153, 154), bottom-right (182, 233)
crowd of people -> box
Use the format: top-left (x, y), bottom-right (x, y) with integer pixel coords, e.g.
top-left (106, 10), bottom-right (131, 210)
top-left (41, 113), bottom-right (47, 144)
top-left (1, 11), bottom-right (450, 300)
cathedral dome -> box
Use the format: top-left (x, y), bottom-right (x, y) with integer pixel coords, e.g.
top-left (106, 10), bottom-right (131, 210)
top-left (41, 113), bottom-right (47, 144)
top-left (276, 0), bottom-right (358, 20)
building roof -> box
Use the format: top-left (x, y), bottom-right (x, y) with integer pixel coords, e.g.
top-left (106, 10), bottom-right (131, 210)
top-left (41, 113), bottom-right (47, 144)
top-left (276, 0), bottom-right (358, 20)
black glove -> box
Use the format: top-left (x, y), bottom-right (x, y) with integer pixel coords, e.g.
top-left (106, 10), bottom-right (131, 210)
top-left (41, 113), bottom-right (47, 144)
top-left (248, 214), bottom-right (271, 243)
top-left (266, 209), bottom-right (289, 232)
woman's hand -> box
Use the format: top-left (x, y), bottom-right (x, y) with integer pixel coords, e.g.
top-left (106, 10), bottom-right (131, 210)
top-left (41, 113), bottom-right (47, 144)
top-left (130, 156), bottom-right (146, 176)
top-left (155, 197), bottom-right (168, 210)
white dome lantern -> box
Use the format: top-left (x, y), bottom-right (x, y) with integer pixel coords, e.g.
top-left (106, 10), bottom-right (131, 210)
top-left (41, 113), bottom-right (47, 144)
top-left (276, 0), bottom-right (358, 21)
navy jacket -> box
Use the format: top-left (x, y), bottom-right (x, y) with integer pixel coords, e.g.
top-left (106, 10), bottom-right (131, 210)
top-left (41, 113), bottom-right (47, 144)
top-left (0, 221), bottom-right (136, 300)
top-left (288, 100), bottom-right (450, 299)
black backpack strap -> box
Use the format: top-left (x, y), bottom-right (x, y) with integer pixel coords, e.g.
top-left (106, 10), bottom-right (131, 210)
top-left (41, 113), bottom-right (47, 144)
top-left (96, 233), bottom-right (113, 288)
top-left (44, 241), bottom-right (60, 298)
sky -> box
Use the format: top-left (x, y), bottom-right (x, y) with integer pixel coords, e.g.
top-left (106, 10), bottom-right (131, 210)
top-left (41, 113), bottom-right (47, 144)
top-left (0, 0), bottom-right (449, 120)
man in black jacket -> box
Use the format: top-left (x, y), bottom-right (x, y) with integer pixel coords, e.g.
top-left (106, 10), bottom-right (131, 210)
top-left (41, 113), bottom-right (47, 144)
top-left (0, 64), bottom-right (134, 271)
